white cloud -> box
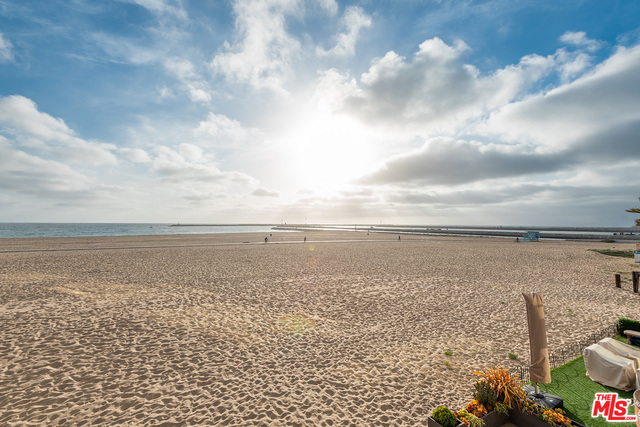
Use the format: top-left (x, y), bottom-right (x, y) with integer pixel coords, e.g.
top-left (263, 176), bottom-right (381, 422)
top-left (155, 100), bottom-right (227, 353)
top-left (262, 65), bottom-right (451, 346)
top-left (164, 57), bottom-right (198, 80)
top-left (118, 0), bottom-right (188, 20)
top-left (316, 6), bottom-right (371, 58)
top-left (316, 0), bottom-right (338, 15)
top-left (120, 147), bottom-right (152, 163)
top-left (252, 187), bottom-right (280, 197)
top-left (559, 31), bottom-right (604, 52)
top-left (484, 44), bottom-right (640, 150)
top-left (0, 95), bottom-right (264, 213)
top-left (151, 144), bottom-right (257, 190)
top-left (163, 57), bottom-right (213, 104)
top-left (195, 112), bottom-right (264, 147)
top-left (176, 143), bottom-right (205, 162)
top-left (0, 96), bottom-right (72, 142)
top-left (312, 69), bottom-right (361, 113)
top-left (158, 86), bottom-right (175, 99)
top-left (0, 136), bottom-right (91, 194)
top-left (210, 0), bottom-right (303, 93)
top-left (335, 37), bottom-right (555, 135)
top-left (0, 33), bottom-right (15, 63)
top-left (0, 98), bottom-right (142, 212)
top-left (0, 95), bottom-right (117, 165)
top-left (352, 41), bottom-right (640, 219)
top-left (188, 86), bottom-right (212, 103)
top-left (91, 32), bottom-right (160, 65)
top-left (554, 48), bottom-right (593, 81)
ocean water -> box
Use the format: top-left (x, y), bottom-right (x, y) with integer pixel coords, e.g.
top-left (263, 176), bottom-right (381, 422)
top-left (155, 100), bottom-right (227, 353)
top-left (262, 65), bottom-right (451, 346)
top-left (2, 222), bottom-right (637, 240)
top-left (0, 223), bottom-right (280, 239)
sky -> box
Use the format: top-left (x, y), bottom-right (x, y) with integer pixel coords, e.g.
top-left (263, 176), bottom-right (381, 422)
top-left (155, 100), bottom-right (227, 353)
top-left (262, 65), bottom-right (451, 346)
top-left (0, 0), bottom-right (639, 226)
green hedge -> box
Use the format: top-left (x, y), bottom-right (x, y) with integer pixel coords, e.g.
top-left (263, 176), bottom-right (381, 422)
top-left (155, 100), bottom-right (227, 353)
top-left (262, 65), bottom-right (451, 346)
top-left (618, 317), bottom-right (640, 334)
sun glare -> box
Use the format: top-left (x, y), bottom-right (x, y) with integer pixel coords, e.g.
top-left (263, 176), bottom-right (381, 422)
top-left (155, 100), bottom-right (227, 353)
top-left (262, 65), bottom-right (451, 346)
top-left (282, 114), bottom-right (373, 193)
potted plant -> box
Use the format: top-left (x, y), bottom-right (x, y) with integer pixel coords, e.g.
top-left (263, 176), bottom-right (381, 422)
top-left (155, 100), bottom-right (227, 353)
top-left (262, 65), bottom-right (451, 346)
top-left (468, 380), bottom-right (510, 427)
top-left (509, 402), bottom-right (575, 427)
top-left (474, 366), bottom-right (527, 410)
top-left (431, 366), bottom-right (582, 427)
top-left (429, 406), bottom-right (462, 427)
top-left (457, 409), bottom-right (485, 427)
top-left (472, 367), bottom-right (525, 427)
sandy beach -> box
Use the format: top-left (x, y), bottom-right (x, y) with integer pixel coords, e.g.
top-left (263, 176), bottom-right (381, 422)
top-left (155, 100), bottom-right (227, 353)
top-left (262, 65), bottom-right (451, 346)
top-left (1, 231), bottom-right (639, 426)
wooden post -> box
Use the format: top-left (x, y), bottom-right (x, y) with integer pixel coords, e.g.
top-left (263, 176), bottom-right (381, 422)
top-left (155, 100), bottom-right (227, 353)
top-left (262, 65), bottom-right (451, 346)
top-left (615, 274), bottom-right (621, 288)
top-left (633, 271), bottom-right (639, 293)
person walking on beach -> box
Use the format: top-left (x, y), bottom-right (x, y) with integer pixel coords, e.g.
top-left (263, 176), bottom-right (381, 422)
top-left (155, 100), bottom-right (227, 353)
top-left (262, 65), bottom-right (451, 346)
top-left (304, 236), bottom-right (307, 242)
top-left (265, 236), bottom-right (268, 243)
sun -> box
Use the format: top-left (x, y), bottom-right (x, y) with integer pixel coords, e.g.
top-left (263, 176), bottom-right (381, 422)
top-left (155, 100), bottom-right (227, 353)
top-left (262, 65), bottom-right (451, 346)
top-left (281, 113), bottom-right (375, 193)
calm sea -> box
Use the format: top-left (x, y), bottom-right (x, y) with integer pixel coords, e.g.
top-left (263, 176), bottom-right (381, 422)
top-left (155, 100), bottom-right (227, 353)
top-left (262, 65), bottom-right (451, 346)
top-left (0, 223), bottom-right (280, 239)
top-left (2, 223), bottom-right (636, 240)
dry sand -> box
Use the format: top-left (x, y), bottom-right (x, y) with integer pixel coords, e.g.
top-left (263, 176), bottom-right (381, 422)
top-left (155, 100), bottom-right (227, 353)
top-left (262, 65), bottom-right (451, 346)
top-left (1, 231), bottom-right (639, 426)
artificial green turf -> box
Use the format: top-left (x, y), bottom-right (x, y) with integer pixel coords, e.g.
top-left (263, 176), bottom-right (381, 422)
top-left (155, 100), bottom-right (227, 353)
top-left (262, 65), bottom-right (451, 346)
top-left (537, 354), bottom-right (635, 427)
top-left (615, 335), bottom-right (629, 344)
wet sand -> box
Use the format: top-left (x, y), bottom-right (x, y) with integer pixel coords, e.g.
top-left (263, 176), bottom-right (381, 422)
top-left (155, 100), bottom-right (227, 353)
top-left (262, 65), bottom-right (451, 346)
top-left (1, 231), bottom-right (639, 425)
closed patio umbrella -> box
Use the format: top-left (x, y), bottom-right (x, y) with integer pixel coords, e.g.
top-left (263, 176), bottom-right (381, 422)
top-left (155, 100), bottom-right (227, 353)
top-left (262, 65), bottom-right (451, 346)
top-left (523, 292), bottom-right (551, 393)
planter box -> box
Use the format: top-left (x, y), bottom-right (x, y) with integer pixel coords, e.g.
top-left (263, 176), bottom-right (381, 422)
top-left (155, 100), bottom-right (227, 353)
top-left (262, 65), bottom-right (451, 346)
top-left (509, 409), bottom-right (584, 427)
top-left (481, 410), bottom-right (509, 427)
top-left (427, 416), bottom-right (463, 427)
top-left (429, 410), bottom-right (509, 427)
top-left (429, 408), bottom-right (583, 427)
top-left (509, 409), bottom-right (548, 427)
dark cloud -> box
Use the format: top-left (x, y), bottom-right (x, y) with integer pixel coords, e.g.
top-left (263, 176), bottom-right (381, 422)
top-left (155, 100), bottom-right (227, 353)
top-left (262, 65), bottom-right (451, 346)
top-left (356, 137), bottom-right (568, 186)
top-left (356, 119), bottom-right (640, 188)
top-left (386, 184), bottom-right (548, 206)
top-left (574, 119), bottom-right (640, 161)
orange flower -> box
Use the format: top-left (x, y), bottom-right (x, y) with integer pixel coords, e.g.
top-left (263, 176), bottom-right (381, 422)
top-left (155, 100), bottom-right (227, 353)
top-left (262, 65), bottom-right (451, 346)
top-left (466, 400), bottom-right (487, 417)
top-left (542, 408), bottom-right (571, 426)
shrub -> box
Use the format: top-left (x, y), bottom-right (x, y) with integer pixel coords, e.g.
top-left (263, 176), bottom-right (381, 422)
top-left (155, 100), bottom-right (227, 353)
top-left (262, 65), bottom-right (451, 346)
top-left (473, 381), bottom-right (496, 412)
top-left (507, 352), bottom-right (518, 360)
top-left (457, 409), bottom-right (485, 427)
top-left (494, 403), bottom-right (510, 416)
top-left (473, 366), bottom-right (527, 410)
top-left (618, 317), bottom-right (640, 334)
top-left (433, 406), bottom-right (458, 427)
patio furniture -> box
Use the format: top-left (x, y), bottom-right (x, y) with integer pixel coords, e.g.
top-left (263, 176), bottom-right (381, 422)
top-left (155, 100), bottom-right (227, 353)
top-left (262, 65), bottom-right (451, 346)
top-left (584, 343), bottom-right (637, 391)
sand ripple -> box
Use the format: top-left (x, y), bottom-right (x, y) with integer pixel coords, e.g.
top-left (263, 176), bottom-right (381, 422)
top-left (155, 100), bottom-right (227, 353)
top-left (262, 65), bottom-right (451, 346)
top-left (1, 233), bottom-right (639, 425)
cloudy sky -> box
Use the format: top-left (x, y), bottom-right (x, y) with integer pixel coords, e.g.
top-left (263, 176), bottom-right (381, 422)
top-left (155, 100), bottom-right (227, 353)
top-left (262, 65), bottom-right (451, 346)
top-left (1, 0), bottom-right (639, 226)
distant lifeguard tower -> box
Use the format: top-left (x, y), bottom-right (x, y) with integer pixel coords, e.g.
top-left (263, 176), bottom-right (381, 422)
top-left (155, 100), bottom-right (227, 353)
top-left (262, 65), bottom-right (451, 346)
top-left (523, 231), bottom-right (540, 242)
